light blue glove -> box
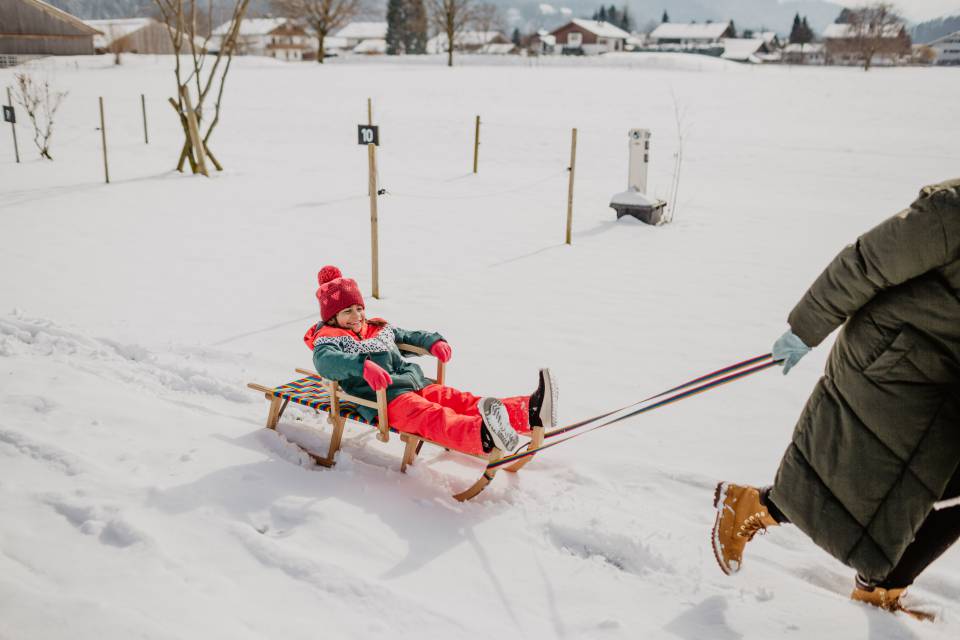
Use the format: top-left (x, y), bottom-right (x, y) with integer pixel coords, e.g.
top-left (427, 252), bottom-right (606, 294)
top-left (772, 330), bottom-right (811, 375)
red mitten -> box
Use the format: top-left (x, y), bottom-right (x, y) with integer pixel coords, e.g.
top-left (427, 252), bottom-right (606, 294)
top-left (430, 341), bottom-right (452, 363)
top-left (362, 360), bottom-right (392, 391)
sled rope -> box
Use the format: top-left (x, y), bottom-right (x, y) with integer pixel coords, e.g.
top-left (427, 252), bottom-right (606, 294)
top-left (488, 354), bottom-right (780, 471)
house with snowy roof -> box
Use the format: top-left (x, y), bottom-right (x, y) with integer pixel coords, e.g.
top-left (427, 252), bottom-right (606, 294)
top-left (822, 21), bottom-right (911, 66)
top-left (0, 0), bottom-right (99, 59)
top-left (335, 22), bottom-right (388, 50)
top-left (210, 17), bottom-right (286, 56)
top-left (427, 31), bottom-right (513, 55)
top-left (85, 18), bottom-right (180, 55)
top-left (928, 29), bottom-right (960, 65)
top-left (720, 38), bottom-right (773, 63)
top-left (782, 42), bottom-right (825, 65)
top-left (649, 21), bottom-right (735, 48)
top-left (549, 19), bottom-right (630, 54)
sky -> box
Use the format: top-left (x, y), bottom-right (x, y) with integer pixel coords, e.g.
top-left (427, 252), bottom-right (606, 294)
top-left (825, 0), bottom-right (960, 21)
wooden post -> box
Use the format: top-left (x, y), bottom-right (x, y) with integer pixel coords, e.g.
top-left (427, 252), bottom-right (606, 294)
top-left (472, 115), bottom-right (480, 174)
top-left (565, 128), bottom-right (578, 245)
top-left (6, 87), bottom-right (19, 163)
top-left (180, 86), bottom-right (208, 176)
top-left (98, 97), bottom-right (109, 184)
top-left (368, 142), bottom-right (380, 299)
top-left (141, 93), bottom-right (148, 144)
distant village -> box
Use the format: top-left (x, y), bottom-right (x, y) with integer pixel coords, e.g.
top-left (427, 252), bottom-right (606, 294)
top-left (2, 0), bottom-right (959, 69)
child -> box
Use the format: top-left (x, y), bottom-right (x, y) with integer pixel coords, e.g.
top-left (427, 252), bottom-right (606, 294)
top-left (302, 265), bottom-right (557, 455)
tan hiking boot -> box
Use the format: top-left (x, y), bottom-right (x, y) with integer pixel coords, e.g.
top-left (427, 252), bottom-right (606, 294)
top-left (711, 482), bottom-right (779, 575)
top-left (851, 584), bottom-right (935, 622)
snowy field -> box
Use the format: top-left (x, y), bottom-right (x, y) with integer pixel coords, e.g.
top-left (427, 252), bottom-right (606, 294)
top-left (1, 53), bottom-right (959, 640)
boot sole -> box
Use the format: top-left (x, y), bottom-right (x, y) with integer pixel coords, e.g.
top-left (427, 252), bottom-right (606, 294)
top-left (539, 368), bottom-right (558, 430)
top-left (479, 397), bottom-right (519, 453)
top-left (712, 482), bottom-right (735, 576)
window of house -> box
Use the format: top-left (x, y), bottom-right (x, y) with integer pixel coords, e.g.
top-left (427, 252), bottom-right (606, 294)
top-left (568, 32), bottom-right (582, 46)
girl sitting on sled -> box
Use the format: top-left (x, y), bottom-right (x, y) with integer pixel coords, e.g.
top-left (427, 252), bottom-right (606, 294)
top-left (303, 266), bottom-right (557, 454)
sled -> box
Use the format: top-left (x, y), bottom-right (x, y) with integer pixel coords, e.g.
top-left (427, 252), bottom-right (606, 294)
top-left (247, 343), bottom-right (545, 502)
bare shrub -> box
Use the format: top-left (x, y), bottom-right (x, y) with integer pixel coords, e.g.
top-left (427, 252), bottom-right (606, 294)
top-left (13, 73), bottom-right (68, 161)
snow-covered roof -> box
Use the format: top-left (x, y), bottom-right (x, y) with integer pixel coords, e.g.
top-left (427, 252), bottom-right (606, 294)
top-left (569, 19), bottom-right (630, 39)
top-left (929, 30), bottom-right (960, 46)
top-left (85, 18), bottom-right (153, 48)
top-left (484, 43), bottom-right (516, 54)
top-left (534, 30), bottom-right (556, 46)
top-left (757, 31), bottom-right (778, 44)
top-left (650, 22), bottom-right (731, 41)
top-left (352, 38), bottom-right (386, 54)
top-left (335, 21), bottom-right (387, 40)
top-left (823, 22), bottom-right (904, 39)
top-left (324, 36), bottom-right (349, 50)
top-left (721, 38), bottom-right (766, 62)
top-left (427, 31), bottom-right (507, 53)
top-left (783, 42), bottom-right (824, 53)
top-left (212, 18), bottom-right (286, 37)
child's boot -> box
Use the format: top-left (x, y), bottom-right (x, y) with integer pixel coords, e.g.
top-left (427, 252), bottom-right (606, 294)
top-left (711, 482), bottom-right (779, 575)
top-left (850, 577), bottom-right (935, 622)
top-left (528, 368), bottom-right (557, 430)
top-left (479, 397), bottom-right (519, 453)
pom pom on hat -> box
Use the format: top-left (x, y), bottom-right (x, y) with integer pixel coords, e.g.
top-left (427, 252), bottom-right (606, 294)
top-left (318, 265), bottom-right (342, 285)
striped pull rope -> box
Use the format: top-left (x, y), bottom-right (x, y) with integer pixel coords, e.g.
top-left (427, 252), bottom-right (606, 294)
top-left (489, 354), bottom-right (779, 471)
top-left (544, 353), bottom-right (773, 439)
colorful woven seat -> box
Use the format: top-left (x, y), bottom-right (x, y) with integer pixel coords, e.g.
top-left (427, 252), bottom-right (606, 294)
top-left (272, 375), bottom-right (399, 431)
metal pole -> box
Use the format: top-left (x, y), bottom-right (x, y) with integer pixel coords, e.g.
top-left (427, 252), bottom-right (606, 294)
top-left (472, 115), bottom-right (480, 174)
top-left (141, 93), bottom-right (148, 144)
top-left (368, 142), bottom-right (380, 299)
top-left (565, 128), bottom-right (577, 245)
top-left (7, 87), bottom-right (19, 163)
top-left (99, 96), bottom-right (110, 184)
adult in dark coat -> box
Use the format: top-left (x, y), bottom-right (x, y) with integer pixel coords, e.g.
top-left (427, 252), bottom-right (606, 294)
top-left (711, 178), bottom-right (960, 618)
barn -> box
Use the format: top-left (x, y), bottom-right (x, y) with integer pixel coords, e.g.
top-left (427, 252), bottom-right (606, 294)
top-left (0, 0), bottom-right (99, 57)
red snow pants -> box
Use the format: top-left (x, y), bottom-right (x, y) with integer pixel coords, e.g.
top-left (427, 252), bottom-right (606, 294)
top-left (386, 385), bottom-right (530, 456)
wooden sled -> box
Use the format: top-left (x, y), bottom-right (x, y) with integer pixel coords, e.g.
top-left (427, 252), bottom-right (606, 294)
top-left (247, 343), bottom-right (545, 502)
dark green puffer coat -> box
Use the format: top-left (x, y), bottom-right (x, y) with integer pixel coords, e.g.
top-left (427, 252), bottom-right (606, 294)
top-left (770, 178), bottom-right (960, 583)
top-left (311, 321), bottom-right (444, 422)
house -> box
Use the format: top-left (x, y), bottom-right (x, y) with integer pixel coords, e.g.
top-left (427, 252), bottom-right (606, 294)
top-left (210, 17), bottom-right (286, 56)
top-left (782, 42), bottom-right (825, 65)
top-left (720, 38), bottom-right (772, 63)
top-left (823, 22), bottom-right (911, 66)
top-left (527, 30), bottom-right (556, 55)
top-left (85, 18), bottom-right (178, 55)
top-left (0, 0), bottom-right (99, 58)
top-left (335, 22), bottom-right (388, 50)
top-left (427, 31), bottom-right (513, 55)
top-left (265, 21), bottom-right (310, 61)
top-left (649, 21), bottom-right (735, 49)
top-left (549, 19), bottom-right (630, 55)
top-left (929, 29), bottom-right (960, 65)
top-left (352, 38), bottom-right (387, 55)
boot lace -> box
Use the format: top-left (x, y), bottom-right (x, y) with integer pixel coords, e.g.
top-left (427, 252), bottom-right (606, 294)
top-left (736, 512), bottom-right (770, 541)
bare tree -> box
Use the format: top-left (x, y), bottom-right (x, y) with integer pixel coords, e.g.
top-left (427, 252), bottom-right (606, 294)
top-left (13, 73), bottom-right (67, 161)
top-left (428, 0), bottom-right (474, 66)
top-left (845, 3), bottom-right (908, 70)
top-left (470, 3), bottom-right (505, 52)
top-left (272, 0), bottom-right (365, 63)
top-left (153, 0), bottom-right (250, 175)
top-left (104, 24), bottom-right (132, 65)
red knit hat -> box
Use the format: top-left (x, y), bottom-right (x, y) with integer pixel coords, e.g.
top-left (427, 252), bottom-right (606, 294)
top-left (316, 266), bottom-right (365, 323)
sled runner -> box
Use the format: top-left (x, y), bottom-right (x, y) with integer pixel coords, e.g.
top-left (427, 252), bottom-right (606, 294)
top-left (247, 343), bottom-right (545, 502)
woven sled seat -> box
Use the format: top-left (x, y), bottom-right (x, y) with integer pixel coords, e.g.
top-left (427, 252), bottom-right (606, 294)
top-left (248, 344), bottom-right (544, 502)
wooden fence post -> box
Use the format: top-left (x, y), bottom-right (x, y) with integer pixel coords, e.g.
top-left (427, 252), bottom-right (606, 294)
top-left (6, 87), bottom-right (19, 163)
top-left (565, 128), bottom-right (577, 245)
top-left (473, 115), bottom-right (480, 174)
top-left (180, 86), bottom-right (208, 176)
top-left (99, 97), bottom-right (109, 184)
top-left (368, 142), bottom-right (380, 299)
top-left (141, 93), bottom-right (148, 144)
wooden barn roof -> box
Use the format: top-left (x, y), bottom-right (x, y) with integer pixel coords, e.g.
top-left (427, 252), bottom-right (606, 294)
top-left (7, 0), bottom-right (101, 36)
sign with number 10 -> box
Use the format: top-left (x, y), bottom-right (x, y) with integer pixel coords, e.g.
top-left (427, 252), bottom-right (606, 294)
top-left (357, 125), bottom-right (379, 146)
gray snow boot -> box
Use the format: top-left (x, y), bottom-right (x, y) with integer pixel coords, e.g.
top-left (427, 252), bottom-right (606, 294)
top-left (479, 397), bottom-right (519, 453)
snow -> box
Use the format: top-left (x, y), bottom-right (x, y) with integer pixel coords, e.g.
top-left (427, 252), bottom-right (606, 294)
top-left (212, 18), bottom-right (287, 37)
top-left (569, 19), bottom-right (632, 40)
top-left (2, 53), bottom-right (960, 639)
top-left (651, 22), bottom-right (732, 41)
top-left (335, 21), bottom-right (389, 40)
top-left (84, 18), bottom-right (154, 49)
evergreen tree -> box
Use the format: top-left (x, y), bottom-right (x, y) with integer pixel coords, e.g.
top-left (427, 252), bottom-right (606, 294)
top-left (386, 0), bottom-right (407, 55)
top-left (620, 5), bottom-right (632, 31)
top-left (789, 13), bottom-right (802, 43)
top-left (728, 19), bottom-right (736, 38)
top-left (511, 27), bottom-right (521, 46)
top-left (608, 5), bottom-right (618, 25)
top-left (662, 10), bottom-right (669, 23)
top-left (404, 0), bottom-right (427, 54)
top-left (597, 6), bottom-right (607, 22)
top-left (800, 17), bottom-right (814, 45)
